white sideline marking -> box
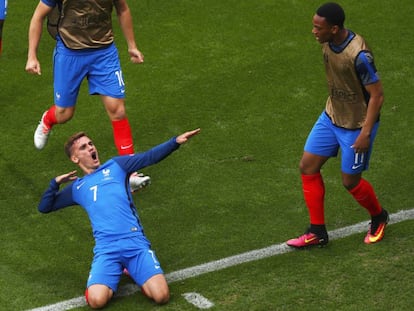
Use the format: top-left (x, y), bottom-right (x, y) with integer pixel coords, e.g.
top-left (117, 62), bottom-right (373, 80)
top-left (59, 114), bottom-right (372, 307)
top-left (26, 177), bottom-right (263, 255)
top-left (26, 208), bottom-right (414, 311)
top-left (182, 292), bottom-right (214, 309)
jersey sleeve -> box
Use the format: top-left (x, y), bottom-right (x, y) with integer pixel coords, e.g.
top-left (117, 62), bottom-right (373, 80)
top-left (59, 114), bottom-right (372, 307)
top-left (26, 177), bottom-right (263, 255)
top-left (41, 0), bottom-right (57, 8)
top-left (355, 51), bottom-right (380, 85)
top-left (113, 137), bottom-right (180, 173)
top-left (38, 178), bottom-right (77, 213)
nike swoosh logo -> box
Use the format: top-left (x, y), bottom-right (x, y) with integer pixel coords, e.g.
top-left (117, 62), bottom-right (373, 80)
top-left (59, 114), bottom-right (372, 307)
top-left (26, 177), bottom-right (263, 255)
top-left (76, 182), bottom-right (86, 190)
top-left (304, 237), bottom-right (318, 244)
top-left (368, 224), bottom-right (386, 242)
top-left (120, 144), bottom-right (133, 150)
top-left (352, 164), bottom-right (363, 170)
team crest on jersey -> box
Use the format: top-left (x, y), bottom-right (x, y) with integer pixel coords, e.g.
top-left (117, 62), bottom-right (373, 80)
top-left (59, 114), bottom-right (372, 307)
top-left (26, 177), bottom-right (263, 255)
top-left (102, 169), bottom-right (111, 180)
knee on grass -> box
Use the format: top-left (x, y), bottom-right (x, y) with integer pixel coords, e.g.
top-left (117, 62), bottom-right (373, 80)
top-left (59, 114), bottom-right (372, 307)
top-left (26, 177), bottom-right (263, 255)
top-left (141, 276), bottom-right (170, 305)
top-left (85, 286), bottom-right (113, 309)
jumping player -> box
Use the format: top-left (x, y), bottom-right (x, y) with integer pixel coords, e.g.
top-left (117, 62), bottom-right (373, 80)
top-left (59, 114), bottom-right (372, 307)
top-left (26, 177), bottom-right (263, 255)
top-left (25, 0), bottom-right (149, 191)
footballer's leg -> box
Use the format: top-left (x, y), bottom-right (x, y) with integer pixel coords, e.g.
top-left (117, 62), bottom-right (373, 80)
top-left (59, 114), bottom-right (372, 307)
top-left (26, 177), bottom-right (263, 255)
top-left (126, 245), bottom-right (169, 304)
top-left (101, 96), bottom-right (151, 192)
top-left (34, 50), bottom-right (84, 150)
top-left (34, 106), bottom-right (56, 150)
top-left (287, 113), bottom-right (336, 248)
top-left (340, 123), bottom-right (388, 244)
top-left (90, 46), bottom-right (150, 191)
top-left (34, 105), bottom-right (77, 149)
top-left (101, 96), bottom-right (133, 155)
top-left (85, 284), bottom-right (113, 309)
top-left (141, 274), bottom-right (170, 305)
top-left (85, 249), bottom-right (121, 308)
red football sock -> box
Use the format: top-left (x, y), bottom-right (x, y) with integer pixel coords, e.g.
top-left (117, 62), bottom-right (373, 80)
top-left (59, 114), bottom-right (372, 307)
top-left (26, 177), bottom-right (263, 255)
top-left (43, 105), bottom-right (58, 129)
top-left (302, 172), bottom-right (325, 225)
top-left (111, 118), bottom-right (134, 155)
top-left (349, 178), bottom-right (382, 216)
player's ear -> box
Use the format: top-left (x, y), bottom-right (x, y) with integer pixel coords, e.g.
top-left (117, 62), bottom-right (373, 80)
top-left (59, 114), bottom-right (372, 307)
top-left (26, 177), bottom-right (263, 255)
top-left (71, 155), bottom-right (79, 164)
top-left (331, 25), bottom-right (340, 34)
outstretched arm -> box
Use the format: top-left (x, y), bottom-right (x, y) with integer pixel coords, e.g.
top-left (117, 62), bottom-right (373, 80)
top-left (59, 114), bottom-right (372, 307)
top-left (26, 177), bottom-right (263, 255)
top-left (176, 128), bottom-right (201, 144)
top-left (114, 128), bottom-right (201, 172)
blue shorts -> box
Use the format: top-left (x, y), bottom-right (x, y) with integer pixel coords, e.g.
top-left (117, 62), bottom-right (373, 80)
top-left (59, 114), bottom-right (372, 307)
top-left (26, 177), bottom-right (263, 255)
top-left (0, 0), bottom-right (7, 20)
top-left (53, 37), bottom-right (126, 108)
top-left (87, 235), bottom-right (164, 292)
top-left (304, 111), bottom-right (379, 174)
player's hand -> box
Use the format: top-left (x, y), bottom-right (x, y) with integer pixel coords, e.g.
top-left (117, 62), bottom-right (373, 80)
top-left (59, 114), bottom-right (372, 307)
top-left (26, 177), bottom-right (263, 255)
top-left (25, 58), bottom-right (42, 75)
top-left (351, 133), bottom-right (370, 154)
top-left (176, 128), bottom-right (201, 144)
top-left (129, 48), bottom-right (144, 64)
top-left (55, 170), bottom-right (78, 185)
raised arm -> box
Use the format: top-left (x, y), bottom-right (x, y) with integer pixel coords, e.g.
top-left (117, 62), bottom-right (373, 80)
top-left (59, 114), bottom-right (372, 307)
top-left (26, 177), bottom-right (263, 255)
top-left (38, 171), bottom-right (78, 213)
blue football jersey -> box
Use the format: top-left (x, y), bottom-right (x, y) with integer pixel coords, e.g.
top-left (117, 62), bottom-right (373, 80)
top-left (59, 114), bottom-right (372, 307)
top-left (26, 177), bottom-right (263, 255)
top-left (38, 137), bottom-right (179, 244)
top-left (72, 159), bottom-right (142, 243)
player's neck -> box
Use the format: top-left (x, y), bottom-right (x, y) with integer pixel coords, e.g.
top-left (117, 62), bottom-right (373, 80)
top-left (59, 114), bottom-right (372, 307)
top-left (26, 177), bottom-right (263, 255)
top-left (79, 165), bottom-right (98, 175)
top-left (332, 28), bottom-right (348, 45)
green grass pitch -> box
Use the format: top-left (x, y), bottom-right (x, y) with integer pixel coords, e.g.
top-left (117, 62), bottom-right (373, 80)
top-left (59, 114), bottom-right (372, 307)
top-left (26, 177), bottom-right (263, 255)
top-left (1, 0), bottom-right (414, 310)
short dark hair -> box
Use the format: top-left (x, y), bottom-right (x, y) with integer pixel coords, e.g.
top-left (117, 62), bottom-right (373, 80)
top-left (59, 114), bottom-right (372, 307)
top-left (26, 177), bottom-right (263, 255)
top-left (64, 132), bottom-right (87, 158)
top-left (316, 2), bottom-right (345, 28)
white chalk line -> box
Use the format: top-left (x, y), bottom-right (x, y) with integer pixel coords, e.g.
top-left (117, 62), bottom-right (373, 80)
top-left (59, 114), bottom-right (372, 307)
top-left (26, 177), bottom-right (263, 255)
top-left (182, 292), bottom-right (215, 309)
top-left (26, 208), bottom-right (414, 311)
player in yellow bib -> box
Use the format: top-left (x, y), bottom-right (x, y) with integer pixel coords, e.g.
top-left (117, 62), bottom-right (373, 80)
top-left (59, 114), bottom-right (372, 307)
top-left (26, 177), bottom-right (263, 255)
top-left (287, 2), bottom-right (388, 248)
